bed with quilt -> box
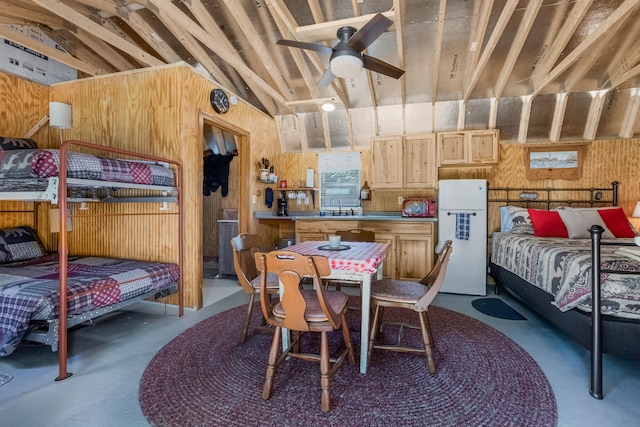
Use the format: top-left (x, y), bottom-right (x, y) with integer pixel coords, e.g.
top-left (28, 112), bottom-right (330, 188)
top-left (488, 200), bottom-right (640, 398)
top-left (0, 226), bottom-right (180, 357)
top-left (0, 137), bottom-right (176, 201)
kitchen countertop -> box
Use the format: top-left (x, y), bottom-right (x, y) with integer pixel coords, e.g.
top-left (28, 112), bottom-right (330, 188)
top-left (255, 211), bottom-right (438, 222)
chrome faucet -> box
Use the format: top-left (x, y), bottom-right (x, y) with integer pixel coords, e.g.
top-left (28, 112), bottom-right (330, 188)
top-left (329, 197), bottom-right (342, 216)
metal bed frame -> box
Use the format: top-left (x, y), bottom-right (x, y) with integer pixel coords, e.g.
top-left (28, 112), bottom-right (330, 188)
top-left (487, 182), bottom-right (640, 399)
top-left (0, 140), bottom-right (185, 381)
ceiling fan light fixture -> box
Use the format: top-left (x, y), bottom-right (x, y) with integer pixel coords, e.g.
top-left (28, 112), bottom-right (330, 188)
top-left (321, 102), bottom-right (336, 112)
top-left (330, 55), bottom-right (363, 79)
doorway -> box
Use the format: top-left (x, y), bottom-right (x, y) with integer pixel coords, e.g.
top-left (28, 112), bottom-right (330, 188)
top-left (199, 111), bottom-right (249, 306)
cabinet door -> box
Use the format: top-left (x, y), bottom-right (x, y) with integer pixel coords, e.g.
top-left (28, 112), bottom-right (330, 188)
top-left (371, 136), bottom-right (403, 188)
top-left (437, 132), bottom-right (466, 166)
top-left (404, 134), bottom-right (437, 188)
top-left (468, 130), bottom-right (499, 164)
top-left (297, 232), bottom-right (326, 243)
top-left (396, 234), bottom-right (434, 281)
top-left (218, 222), bottom-right (239, 276)
top-left (374, 233), bottom-right (396, 279)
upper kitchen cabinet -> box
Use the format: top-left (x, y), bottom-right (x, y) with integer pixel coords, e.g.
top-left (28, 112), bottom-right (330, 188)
top-left (404, 135), bottom-right (438, 188)
top-left (371, 134), bottom-right (437, 189)
top-left (437, 130), bottom-right (499, 167)
top-left (371, 136), bottom-right (403, 188)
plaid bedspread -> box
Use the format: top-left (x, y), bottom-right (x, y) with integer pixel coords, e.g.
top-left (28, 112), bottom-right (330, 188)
top-left (0, 149), bottom-right (174, 186)
top-left (491, 233), bottom-right (640, 319)
top-left (0, 254), bottom-right (179, 357)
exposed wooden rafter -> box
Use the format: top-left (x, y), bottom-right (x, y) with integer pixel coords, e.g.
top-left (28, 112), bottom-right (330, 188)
top-left (0, 0), bottom-right (639, 148)
top-left (30, 0), bottom-right (164, 67)
top-left (464, 0), bottom-right (518, 102)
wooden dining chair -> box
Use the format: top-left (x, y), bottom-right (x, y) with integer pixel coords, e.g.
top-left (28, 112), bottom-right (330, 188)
top-left (329, 229), bottom-right (376, 292)
top-left (230, 233), bottom-right (280, 342)
top-left (367, 240), bottom-right (453, 373)
top-left (254, 250), bottom-right (356, 413)
top-left (336, 228), bottom-right (376, 243)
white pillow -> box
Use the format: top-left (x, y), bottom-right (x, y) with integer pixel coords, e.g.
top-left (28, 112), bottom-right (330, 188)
top-left (499, 206), bottom-right (513, 232)
top-left (557, 209), bottom-right (615, 239)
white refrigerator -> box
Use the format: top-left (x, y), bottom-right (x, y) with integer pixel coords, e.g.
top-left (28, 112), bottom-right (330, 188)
top-left (437, 179), bottom-right (487, 295)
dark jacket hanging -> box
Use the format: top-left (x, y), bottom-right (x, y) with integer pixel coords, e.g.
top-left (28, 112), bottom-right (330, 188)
top-left (203, 153), bottom-right (234, 197)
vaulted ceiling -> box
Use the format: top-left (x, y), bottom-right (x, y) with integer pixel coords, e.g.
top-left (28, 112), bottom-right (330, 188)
top-left (2, 0), bottom-right (640, 151)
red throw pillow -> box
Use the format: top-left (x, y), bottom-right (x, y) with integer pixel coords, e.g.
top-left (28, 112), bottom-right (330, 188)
top-left (597, 208), bottom-right (637, 238)
top-left (528, 209), bottom-right (569, 238)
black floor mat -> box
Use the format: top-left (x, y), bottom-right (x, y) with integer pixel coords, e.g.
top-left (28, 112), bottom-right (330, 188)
top-left (471, 298), bottom-right (527, 320)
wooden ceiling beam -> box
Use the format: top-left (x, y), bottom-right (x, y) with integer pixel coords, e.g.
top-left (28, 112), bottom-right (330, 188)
top-left (77, 25), bottom-right (138, 71)
top-left (393, 0), bottom-right (406, 133)
top-left (268, 4), bottom-right (323, 105)
top-left (530, 0), bottom-right (594, 88)
top-left (294, 11), bottom-right (395, 42)
top-left (187, 0), bottom-right (278, 115)
top-left (465, 0), bottom-right (493, 84)
top-left (431, 0), bottom-right (446, 104)
top-left (221, 0), bottom-right (294, 101)
top-left (0, 25), bottom-right (108, 74)
top-left (549, 92), bottom-right (568, 142)
top-left (54, 27), bottom-right (119, 74)
top-left (147, 0), bottom-right (288, 108)
top-left (602, 18), bottom-right (640, 89)
top-left (611, 62), bottom-right (640, 88)
top-left (30, 0), bottom-right (164, 67)
top-left (0, 1), bottom-right (63, 26)
top-left (563, 24), bottom-right (621, 93)
top-left (151, 11), bottom-right (238, 92)
top-left (463, 0), bottom-right (518, 102)
top-left (533, 0), bottom-right (640, 97)
top-left (583, 90), bottom-right (608, 140)
top-left (71, 0), bottom-right (184, 65)
top-left (619, 89), bottom-right (640, 138)
top-left (267, 0), bottom-right (349, 108)
top-left (493, 0), bottom-right (542, 99)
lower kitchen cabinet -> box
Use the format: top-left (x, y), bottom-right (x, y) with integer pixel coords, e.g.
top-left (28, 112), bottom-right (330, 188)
top-left (397, 234), bottom-right (433, 281)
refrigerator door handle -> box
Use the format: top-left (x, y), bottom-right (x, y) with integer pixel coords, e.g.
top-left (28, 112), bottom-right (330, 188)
top-left (446, 211), bottom-right (477, 216)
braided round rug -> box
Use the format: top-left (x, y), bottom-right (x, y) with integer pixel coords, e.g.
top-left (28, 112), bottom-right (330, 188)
top-left (139, 299), bottom-right (557, 426)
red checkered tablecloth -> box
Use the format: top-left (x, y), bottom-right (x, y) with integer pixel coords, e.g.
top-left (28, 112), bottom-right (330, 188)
top-left (286, 241), bottom-right (389, 274)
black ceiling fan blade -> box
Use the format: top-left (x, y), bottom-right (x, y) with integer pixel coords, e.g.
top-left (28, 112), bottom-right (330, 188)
top-left (362, 54), bottom-right (405, 79)
top-left (347, 13), bottom-right (393, 52)
top-left (276, 39), bottom-right (333, 55)
top-left (317, 67), bottom-right (336, 87)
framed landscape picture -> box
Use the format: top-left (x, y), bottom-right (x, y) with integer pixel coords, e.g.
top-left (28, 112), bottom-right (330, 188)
top-left (524, 143), bottom-right (588, 180)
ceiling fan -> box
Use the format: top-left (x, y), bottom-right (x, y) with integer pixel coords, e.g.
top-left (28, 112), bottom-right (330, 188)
top-left (276, 13), bottom-right (405, 87)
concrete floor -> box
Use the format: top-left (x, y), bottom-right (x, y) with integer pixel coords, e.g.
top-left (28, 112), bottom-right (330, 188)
top-left (0, 280), bottom-right (639, 427)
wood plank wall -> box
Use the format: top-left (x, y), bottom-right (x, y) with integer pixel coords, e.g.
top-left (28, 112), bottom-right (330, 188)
top-left (277, 138), bottom-right (640, 241)
top-left (46, 64), bottom-right (279, 309)
top-left (440, 139), bottom-right (640, 233)
top-left (0, 72), bottom-right (53, 246)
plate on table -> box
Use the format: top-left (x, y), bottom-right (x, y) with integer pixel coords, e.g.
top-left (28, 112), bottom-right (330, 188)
top-left (317, 244), bottom-right (351, 251)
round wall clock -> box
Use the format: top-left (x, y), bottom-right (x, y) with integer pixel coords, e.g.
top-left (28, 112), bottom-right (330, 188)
top-left (210, 89), bottom-right (229, 114)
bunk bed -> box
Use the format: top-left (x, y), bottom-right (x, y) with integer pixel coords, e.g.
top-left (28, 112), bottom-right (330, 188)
top-left (487, 182), bottom-right (640, 399)
top-left (0, 139), bottom-right (184, 381)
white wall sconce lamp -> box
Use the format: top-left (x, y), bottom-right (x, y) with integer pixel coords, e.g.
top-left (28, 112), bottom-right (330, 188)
top-left (49, 101), bottom-right (72, 145)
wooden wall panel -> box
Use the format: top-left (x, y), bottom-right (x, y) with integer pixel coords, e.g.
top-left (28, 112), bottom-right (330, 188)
top-left (0, 72), bottom-right (54, 247)
top-left (279, 138), bottom-right (640, 238)
top-left (0, 72), bottom-right (50, 144)
top-left (439, 139), bottom-right (640, 233)
top-left (46, 64), bottom-right (278, 309)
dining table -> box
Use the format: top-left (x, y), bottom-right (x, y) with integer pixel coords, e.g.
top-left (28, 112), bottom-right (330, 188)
top-left (285, 240), bottom-right (390, 373)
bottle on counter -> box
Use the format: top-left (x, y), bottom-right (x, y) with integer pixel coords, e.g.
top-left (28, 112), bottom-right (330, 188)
top-left (360, 181), bottom-right (371, 200)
